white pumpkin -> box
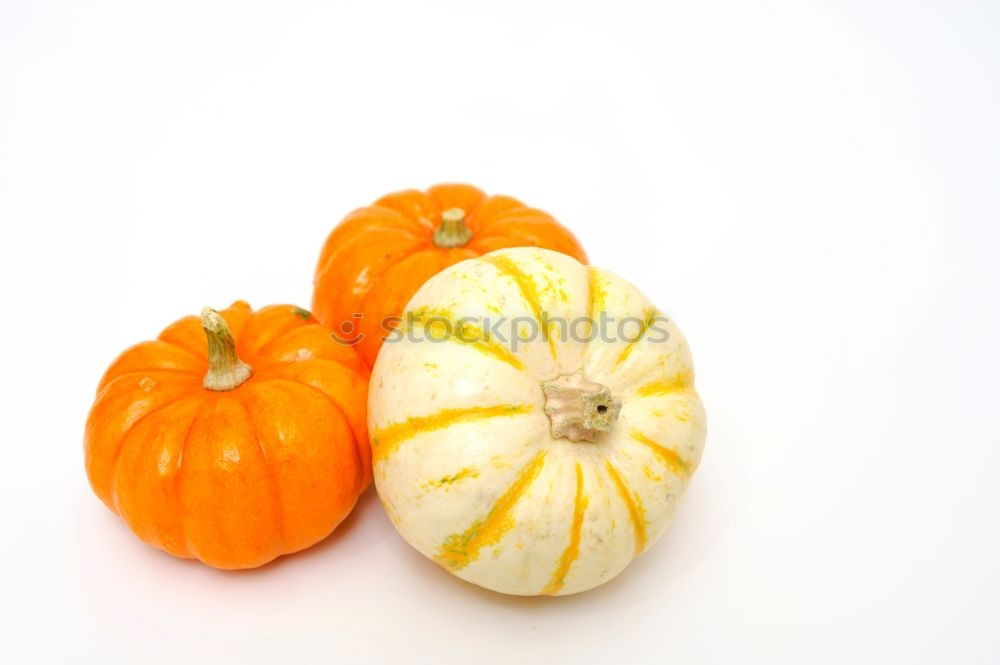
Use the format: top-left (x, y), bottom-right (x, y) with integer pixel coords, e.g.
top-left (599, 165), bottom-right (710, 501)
top-left (368, 247), bottom-right (706, 595)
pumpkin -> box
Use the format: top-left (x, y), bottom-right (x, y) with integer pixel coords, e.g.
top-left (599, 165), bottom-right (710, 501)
top-left (84, 301), bottom-right (370, 569)
top-left (368, 248), bottom-right (706, 595)
top-left (312, 183), bottom-right (588, 367)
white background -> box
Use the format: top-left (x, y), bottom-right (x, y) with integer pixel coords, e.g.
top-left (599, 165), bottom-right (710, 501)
top-left (1, 1), bottom-right (998, 663)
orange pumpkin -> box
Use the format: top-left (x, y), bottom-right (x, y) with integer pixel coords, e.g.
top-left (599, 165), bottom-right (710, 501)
top-left (84, 301), bottom-right (370, 569)
top-left (312, 183), bottom-right (588, 367)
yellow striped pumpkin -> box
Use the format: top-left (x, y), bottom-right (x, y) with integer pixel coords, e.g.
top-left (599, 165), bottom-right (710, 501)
top-left (368, 247), bottom-right (706, 595)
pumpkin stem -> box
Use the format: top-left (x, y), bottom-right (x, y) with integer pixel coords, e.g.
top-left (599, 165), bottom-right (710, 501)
top-left (201, 307), bottom-right (252, 391)
top-left (542, 370), bottom-right (621, 442)
top-left (433, 208), bottom-right (473, 248)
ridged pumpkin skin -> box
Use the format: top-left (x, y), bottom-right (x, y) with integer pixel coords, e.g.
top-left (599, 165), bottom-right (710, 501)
top-left (312, 184), bottom-right (588, 367)
top-left (369, 248), bottom-right (706, 595)
top-left (85, 301), bottom-right (370, 569)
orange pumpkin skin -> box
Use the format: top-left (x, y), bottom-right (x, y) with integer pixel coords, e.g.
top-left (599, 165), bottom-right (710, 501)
top-left (312, 184), bottom-right (588, 367)
top-left (84, 301), bottom-right (370, 569)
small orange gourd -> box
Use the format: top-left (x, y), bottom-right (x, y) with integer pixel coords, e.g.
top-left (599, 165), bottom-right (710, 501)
top-left (84, 301), bottom-right (369, 569)
top-left (312, 184), bottom-right (588, 367)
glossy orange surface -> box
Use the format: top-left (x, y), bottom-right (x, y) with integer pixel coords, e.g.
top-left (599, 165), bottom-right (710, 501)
top-left (312, 184), bottom-right (588, 367)
top-left (84, 301), bottom-right (370, 569)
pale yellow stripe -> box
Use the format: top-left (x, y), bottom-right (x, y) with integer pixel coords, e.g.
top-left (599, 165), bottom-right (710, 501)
top-left (605, 461), bottom-right (647, 554)
top-left (436, 451), bottom-right (548, 571)
top-left (407, 307), bottom-right (525, 371)
top-left (613, 308), bottom-right (657, 369)
top-left (588, 266), bottom-right (608, 319)
top-left (542, 462), bottom-right (589, 595)
top-left (630, 429), bottom-right (690, 478)
top-left (635, 369), bottom-right (694, 397)
top-left (486, 255), bottom-right (557, 359)
top-left (371, 404), bottom-right (533, 464)
top-left (425, 466), bottom-right (480, 489)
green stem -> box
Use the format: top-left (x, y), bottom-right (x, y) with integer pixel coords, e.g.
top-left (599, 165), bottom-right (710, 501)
top-left (201, 307), bottom-right (252, 391)
top-left (433, 207), bottom-right (473, 248)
